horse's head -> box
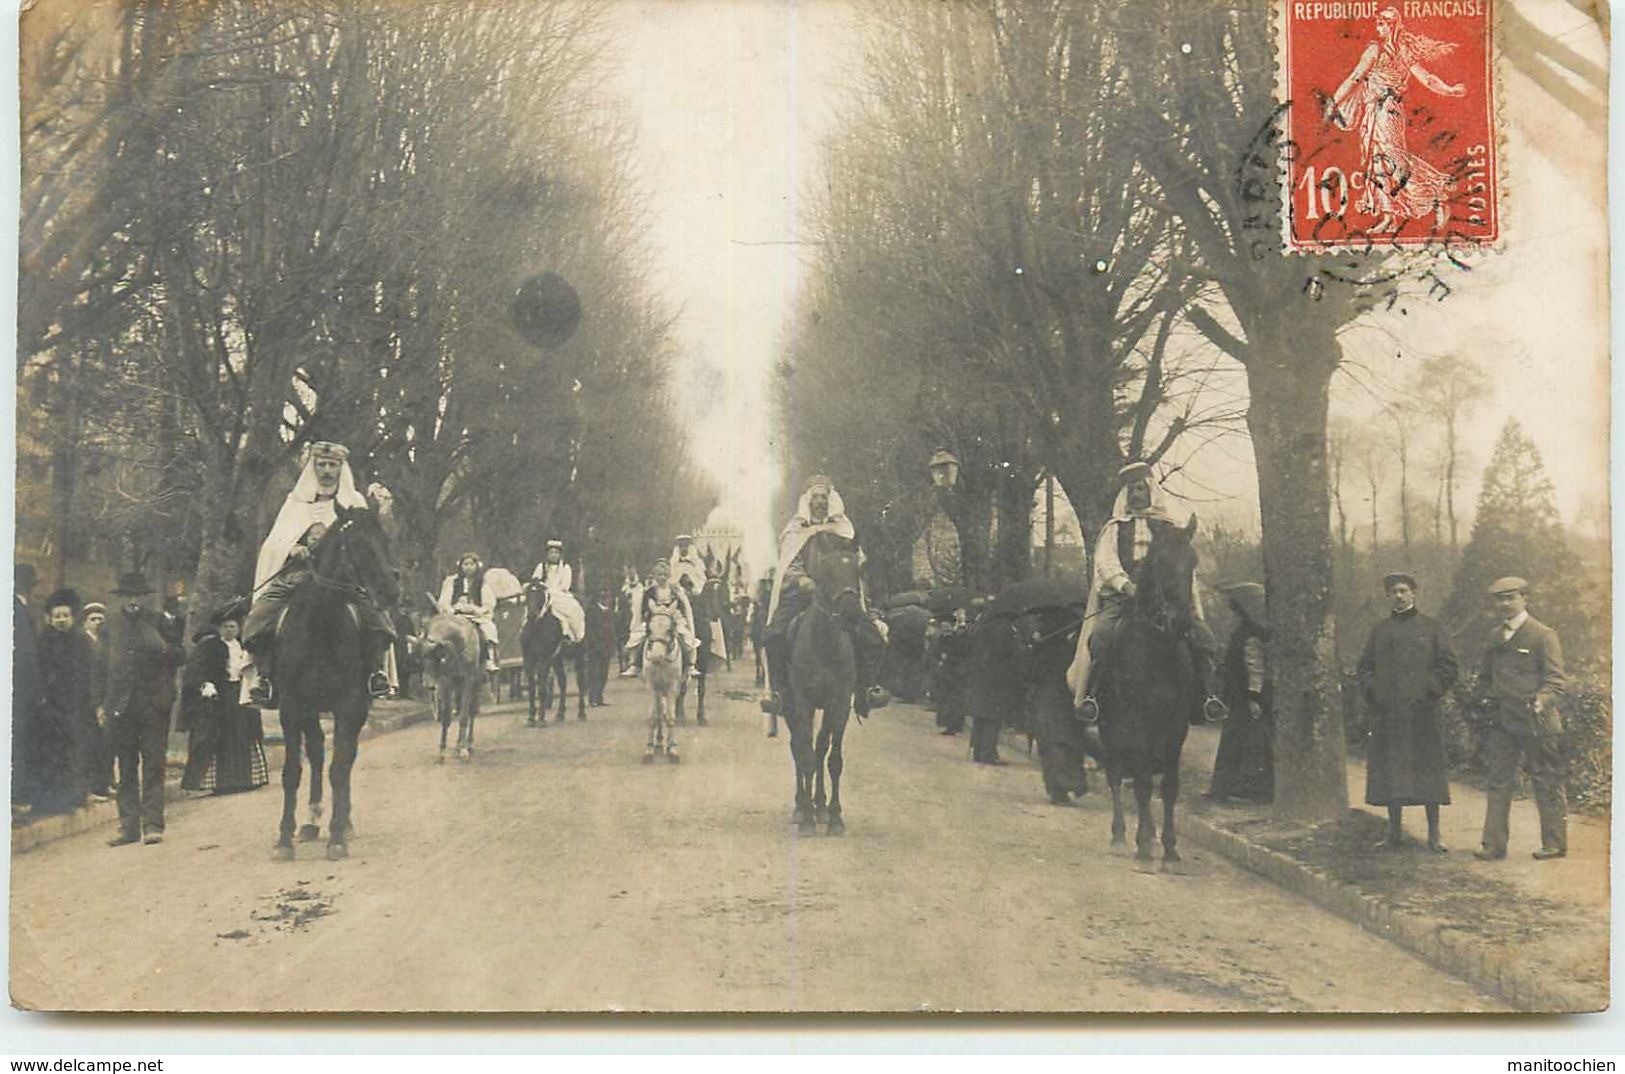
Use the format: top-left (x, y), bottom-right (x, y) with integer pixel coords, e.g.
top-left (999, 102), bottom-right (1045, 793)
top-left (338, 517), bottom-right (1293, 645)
top-left (803, 534), bottom-right (862, 618)
top-left (1133, 513), bottom-right (1199, 634)
top-left (317, 505), bottom-right (399, 610)
top-left (524, 579), bottom-right (550, 619)
top-left (645, 608), bottom-right (678, 662)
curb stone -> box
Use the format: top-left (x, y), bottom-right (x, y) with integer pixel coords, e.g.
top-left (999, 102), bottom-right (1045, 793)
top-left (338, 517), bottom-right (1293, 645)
top-left (11, 701), bottom-right (433, 855)
top-left (1182, 811), bottom-right (1602, 1013)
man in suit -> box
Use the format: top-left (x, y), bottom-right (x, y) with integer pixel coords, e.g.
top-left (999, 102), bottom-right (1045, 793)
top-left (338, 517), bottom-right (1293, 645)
top-left (98, 572), bottom-right (180, 846)
top-left (1473, 576), bottom-right (1568, 862)
top-left (584, 587), bottom-right (616, 707)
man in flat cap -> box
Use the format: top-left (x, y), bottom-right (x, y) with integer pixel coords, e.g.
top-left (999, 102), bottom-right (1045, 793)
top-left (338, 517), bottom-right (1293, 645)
top-left (1358, 572), bottom-right (1459, 852)
top-left (243, 441), bottom-right (393, 704)
top-left (1067, 461), bottom-right (1224, 722)
top-left (1472, 577), bottom-right (1569, 861)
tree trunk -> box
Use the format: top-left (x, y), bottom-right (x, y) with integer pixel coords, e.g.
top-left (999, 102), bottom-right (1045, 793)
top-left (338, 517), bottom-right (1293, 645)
top-left (1245, 328), bottom-right (1348, 822)
top-left (992, 466), bottom-right (1033, 589)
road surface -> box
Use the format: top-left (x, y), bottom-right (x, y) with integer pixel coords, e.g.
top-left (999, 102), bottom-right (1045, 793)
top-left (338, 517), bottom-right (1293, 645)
top-left (10, 664), bottom-right (1496, 1012)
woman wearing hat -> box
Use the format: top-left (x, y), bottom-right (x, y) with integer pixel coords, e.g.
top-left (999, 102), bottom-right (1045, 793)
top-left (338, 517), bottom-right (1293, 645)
top-left (31, 588), bottom-right (97, 815)
top-left (1206, 583), bottom-right (1273, 803)
top-left (181, 598), bottom-right (268, 796)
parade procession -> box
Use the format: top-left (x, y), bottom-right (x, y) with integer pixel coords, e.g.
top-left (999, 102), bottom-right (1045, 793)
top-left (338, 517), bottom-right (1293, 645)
top-left (7, 0), bottom-right (1613, 1026)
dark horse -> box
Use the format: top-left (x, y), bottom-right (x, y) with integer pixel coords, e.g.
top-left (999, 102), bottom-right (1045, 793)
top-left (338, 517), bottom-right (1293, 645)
top-left (786, 533), bottom-right (862, 836)
top-left (274, 505), bottom-right (399, 861)
top-left (1095, 515), bottom-right (1202, 871)
top-left (521, 581), bottom-right (587, 725)
top-left (677, 574), bottom-right (726, 726)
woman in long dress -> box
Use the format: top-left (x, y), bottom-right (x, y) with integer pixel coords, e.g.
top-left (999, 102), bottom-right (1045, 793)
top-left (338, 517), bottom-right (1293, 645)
top-left (181, 601), bottom-right (268, 795)
top-left (1327, 7), bottom-right (1467, 234)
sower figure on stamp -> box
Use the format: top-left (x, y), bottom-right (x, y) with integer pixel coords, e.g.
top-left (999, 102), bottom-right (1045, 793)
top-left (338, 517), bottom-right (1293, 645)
top-left (1068, 461), bottom-right (1225, 723)
top-left (1471, 577), bottom-right (1569, 862)
top-left (243, 442), bottom-right (395, 705)
top-left (1358, 572), bottom-right (1459, 852)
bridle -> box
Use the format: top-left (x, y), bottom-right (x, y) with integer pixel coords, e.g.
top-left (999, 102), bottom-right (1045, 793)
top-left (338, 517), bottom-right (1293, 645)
top-left (645, 609), bottom-right (677, 660)
top-left (1128, 550), bottom-right (1193, 639)
top-left (306, 517), bottom-right (375, 603)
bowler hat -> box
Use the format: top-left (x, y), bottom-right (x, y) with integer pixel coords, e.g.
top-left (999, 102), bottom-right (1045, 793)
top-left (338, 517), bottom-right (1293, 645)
top-left (1383, 572), bottom-right (1419, 591)
top-left (112, 571), bottom-right (155, 597)
top-left (43, 588), bottom-right (81, 614)
top-left (210, 595), bottom-right (249, 625)
top-left (1117, 460), bottom-right (1153, 484)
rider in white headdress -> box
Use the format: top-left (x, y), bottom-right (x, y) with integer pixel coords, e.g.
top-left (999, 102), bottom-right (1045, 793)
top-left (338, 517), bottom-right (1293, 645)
top-left (531, 539), bottom-right (586, 644)
top-left (1066, 461), bottom-right (1225, 723)
top-left (760, 474), bottom-right (885, 718)
top-left (669, 534), bottom-right (707, 595)
top-left (243, 442), bottom-right (393, 704)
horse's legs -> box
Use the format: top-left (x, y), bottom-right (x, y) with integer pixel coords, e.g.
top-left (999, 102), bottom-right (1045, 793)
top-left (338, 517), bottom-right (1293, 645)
top-left (457, 682), bottom-right (474, 759)
top-left (437, 684), bottom-right (451, 757)
top-left (276, 715), bottom-right (302, 856)
top-left (695, 663), bottom-right (707, 725)
top-left (1133, 765), bottom-right (1157, 862)
top-left (788, 707), bottom-right (816, 833)
top-left (327, 706), bottom-right (362, 859)
top-left (553, 655), bottom-right (568, 722)
top-left (1107, 770), bottom-right (1127, 849)
top-left (1160, 767), bottom-right (1182, 868)
top-left (663, 684), bottom-right (679, 757)
top-left (826, 708), bottom-right (849, 835)
top-left (812, 716), bottom-right (833, 821)
top-left (575, 653), bottom-right (588, 719)
top-left (302, 718), bottom-right (325, 840)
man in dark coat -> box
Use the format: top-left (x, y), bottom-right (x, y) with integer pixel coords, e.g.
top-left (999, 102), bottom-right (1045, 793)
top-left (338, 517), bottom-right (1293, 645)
top-left (98, 571), bottom-right (179, 846)
top-left (1472, 576), bottom-right (1569, 862)
top-left (1358, 572), bottom-right (1459, 851)
top-left (33, 588), bottom-right (97, 815)
top-left (584, 588), bottom-right (616, 707)
top-left (12, 563), bottom-right (42, 812)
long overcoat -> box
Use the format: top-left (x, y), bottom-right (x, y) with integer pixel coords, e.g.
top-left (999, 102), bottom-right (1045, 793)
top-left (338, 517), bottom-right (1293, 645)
top-left (1358, 608), bottom-right (1459, 806)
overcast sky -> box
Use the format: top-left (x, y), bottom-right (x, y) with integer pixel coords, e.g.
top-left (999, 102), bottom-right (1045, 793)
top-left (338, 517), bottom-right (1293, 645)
top-left (607, 0), bottom-right (1609, 567)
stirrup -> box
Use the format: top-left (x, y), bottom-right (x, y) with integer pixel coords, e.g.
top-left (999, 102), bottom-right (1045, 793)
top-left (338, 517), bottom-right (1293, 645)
top-left (759, 693), bottom-right (781, 716)
top-left (865, 685), bottom-right (890, 710)
top-left (1075, 696), bottom-right (1100, 724)
top-left (368, 672), bottom-right (391, 698)
top-left (250, 682), bottom-right (276, 709)
top-left (1202, 695), bottom-right (1229, 724)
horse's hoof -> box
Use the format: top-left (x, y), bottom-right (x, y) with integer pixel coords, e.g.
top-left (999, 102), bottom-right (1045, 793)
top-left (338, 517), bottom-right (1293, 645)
top-left (436, 753), bottom-right (446, 765)
top-left (1134, 858), bottom-right (1157, 874)
top-left (298, 824), bottom-right (321, 842)
top-left (1109, 838), bottom-right (1128, 855)
top-left (458, 748), bottom-right (471, 761)
top-left (642, 752), bottom-right (655, 764)
top-left (272, 844), bottom-right (295, 862)
top-left (796, 820), bottom-right (817, 836)
top-left (826, 818), bottom-right (846, 837)
top-left (1160, 855), bottom-right (1186, 875)
top-left (666, 751), bottom-right (681, 764)
top-left (326, 842), bottom-right (349, 861)
top-left (812, 804), bottom-right (827, 823)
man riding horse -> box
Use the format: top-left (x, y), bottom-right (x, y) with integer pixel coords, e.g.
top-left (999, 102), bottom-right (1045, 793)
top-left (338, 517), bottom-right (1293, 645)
top-left (438, 552), bottom-right (499, 673)
top-left (1067, 461), bottom-right (1226, 723)
top-left (760, 474), bottom-right (885, 720)
top-left (624, 558), bottom-right (699, 677)
top-left (670, 534), bottom-right (707, 595)
top-left (243, 442), bottom-right (394, 706)
top-left (531, 539), bottom-right (586, 645)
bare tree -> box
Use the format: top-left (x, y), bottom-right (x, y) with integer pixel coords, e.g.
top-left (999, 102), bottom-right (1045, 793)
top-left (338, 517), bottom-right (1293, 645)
top-left (1412, 354), bottom-right (1490, 553)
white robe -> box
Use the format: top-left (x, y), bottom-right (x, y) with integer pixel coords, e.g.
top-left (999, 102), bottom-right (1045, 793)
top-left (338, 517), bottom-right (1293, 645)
top-left (765, 486), bottom-right (857, 624)
top-left (670, 551), bottom-right (707, 594)
top-left (253, 458), bottom-right (368, 590)
top-left (532, 560), bottom-right (586, 642)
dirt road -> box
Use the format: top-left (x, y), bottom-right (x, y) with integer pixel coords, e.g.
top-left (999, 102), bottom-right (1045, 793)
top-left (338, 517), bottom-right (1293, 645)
top-left (10, 664), bottom-right (1496, 1012)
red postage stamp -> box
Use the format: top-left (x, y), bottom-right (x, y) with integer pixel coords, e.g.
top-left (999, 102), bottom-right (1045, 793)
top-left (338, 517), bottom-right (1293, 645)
top-left (1279, 1), bottom-right (1498, 252)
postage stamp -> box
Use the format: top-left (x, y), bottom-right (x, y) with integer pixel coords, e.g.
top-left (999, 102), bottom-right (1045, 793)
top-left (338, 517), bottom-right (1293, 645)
top-left (1279, 0), bottom-right (1499, 252)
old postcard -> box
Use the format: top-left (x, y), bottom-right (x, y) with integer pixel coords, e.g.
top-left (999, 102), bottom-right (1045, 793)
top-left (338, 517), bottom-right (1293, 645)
top-left (10, 0), bottom-right (1609, 1014)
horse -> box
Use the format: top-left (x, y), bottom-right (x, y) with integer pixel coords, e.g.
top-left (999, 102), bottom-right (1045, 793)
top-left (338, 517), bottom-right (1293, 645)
top-left (785, 533), bottom-right (862, 836)
top-left (520, 580), bottom-right (587, 724)
top-left (642, 608), bottom-right (684, 763)
top-left (419, 611), bottom-right (482, 762)
top-left (1094, 515), bottom-right (1202, 871)
top-left (677, 574), bottom-right (726, 726)
top-left (273, 504), bottom-right (399, 861)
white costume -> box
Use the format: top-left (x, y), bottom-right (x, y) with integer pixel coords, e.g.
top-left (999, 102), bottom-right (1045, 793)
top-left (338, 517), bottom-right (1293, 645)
top-left (670, 544), bottom-right (707, 594)
top-left (253, 451), bottom-right (368, 591)
top-left (532, 557), bottom-right (586, 643)
top-left (626, 580), bottom-right (698, 657)
top-left (765, 482), bottom-right (858, 625)
top-left (439, 571), bottom-right (499, 649)
top-left (1065, 478), bottom-right (1205, 708)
